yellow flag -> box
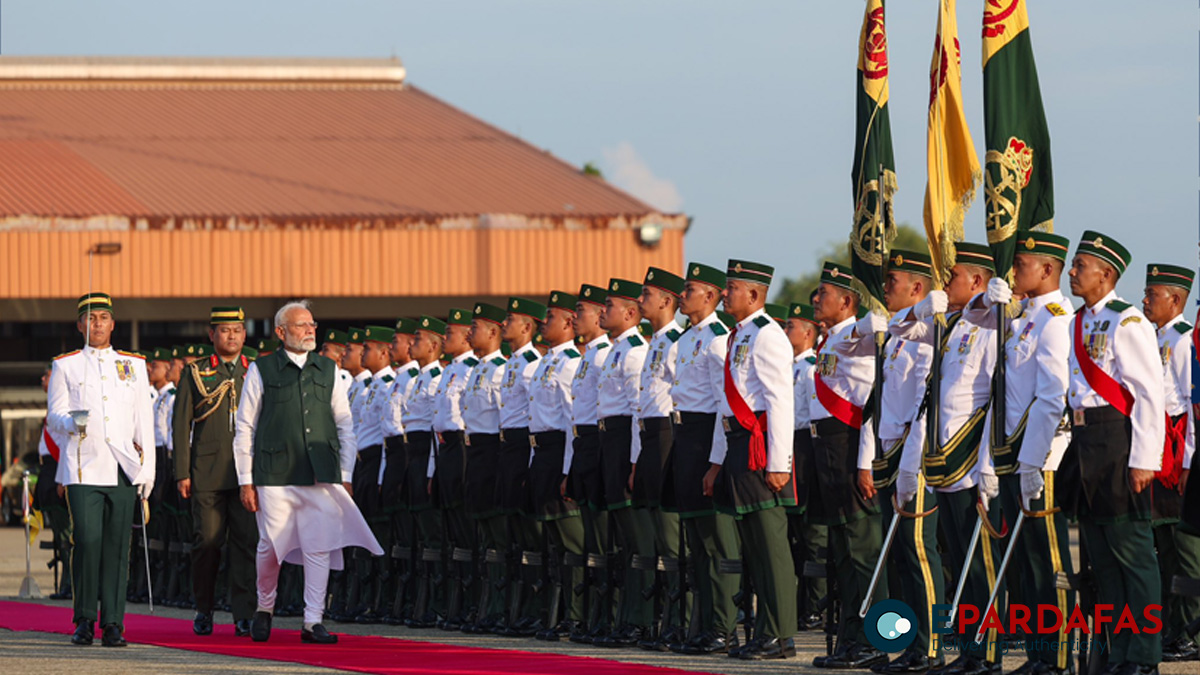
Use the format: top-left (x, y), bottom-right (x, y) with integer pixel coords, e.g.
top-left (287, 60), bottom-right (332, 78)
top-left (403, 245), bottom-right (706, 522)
top-left (923, 0), bottom-right (981, 284)
top-left (27, 509), bottom-right (43, 544)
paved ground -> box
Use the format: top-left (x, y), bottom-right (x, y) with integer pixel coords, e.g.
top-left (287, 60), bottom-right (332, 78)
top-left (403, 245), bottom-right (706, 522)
top-left (1, 523), bottom-right (1194, 674)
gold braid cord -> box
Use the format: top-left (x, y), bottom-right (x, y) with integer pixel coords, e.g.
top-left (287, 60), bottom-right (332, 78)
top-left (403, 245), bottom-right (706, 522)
top-left (188, 361), bottom-right (237, 423)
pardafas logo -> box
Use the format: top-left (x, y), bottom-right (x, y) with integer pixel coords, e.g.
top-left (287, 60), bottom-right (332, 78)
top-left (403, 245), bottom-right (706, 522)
top-left (864, 599), bottom-right (918, 653)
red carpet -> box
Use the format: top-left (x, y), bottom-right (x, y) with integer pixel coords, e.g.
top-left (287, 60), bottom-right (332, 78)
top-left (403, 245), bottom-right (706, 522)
top-left (0, 600), bottom-right (711, 674)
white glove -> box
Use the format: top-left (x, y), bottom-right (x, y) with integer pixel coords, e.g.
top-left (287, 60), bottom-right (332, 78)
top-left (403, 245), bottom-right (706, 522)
top-left (984, 277), bottom-right (1013, 308)
top-left (896, 470), bottom-right (920, 507)
top-left (912, 291), bottom-right (949, 320)
top-left (137, 482), bottom-right (153, 500)
top-left (1018, 462), bottom-right (1044, 508)
top-left (855, 311), bottom-right (889, 337)
top-left (978, 472), bottom-right (1000, 510)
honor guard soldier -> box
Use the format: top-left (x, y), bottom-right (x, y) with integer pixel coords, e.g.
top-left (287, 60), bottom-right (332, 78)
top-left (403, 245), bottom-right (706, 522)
top-left (1142, 263), bottom-right (1199, 661)
top-left (48, 293), bottom-right (156, 647)
top-left (668, 263), bottom-right (742, 654)
top-left (785, 303), bottom-right (826, 633)
top-left (528, 291), bottom-right (587, 640)
top-left (808, 262), bottom-right (882, 668)
top-left (894, 243), bottom-right (1002, 674)
top-left (36, 363), bottom-right (73, 601)
top-left (172, 307), bottom-right (258, 637)
top-left (319, 329), bottom-right (352, 388)
top-left (1061, 232), bottom-right (1166, 674)
top-left (706, 259), bottom-right (796, 661)
top-left (594, 279), bottom-right (653, 647)
top-left (344, 327), bottom-right (370, 417)
top-left (257, 338), bottom-right (281, 358)
top-left (459, 304), bottom-right (509, 634)
top-left (141, 348), bottom-right (176, 603)
top-left (329, 326), bottom-right (369, 618)
top-left (966, 232), bottom-right (1076, 675)
top-left (497, 297), bottom-right (548, 636)
top-left (566, 284), bottom-right (615, 643)
top-left (378, 317), bottom-right (421, 624)
top-left (345, 325), bottom-right (397, 623)
top-left (430, 309), bottom-right (478, 630)
top-left (841, 250), bottom-right (941, 672)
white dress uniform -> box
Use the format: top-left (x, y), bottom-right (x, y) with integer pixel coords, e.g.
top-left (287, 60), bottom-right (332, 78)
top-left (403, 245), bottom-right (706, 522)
top-left (632, 321), bottom-right (682, 462)
top-left (356, 365), bottom-right (394, 451)
top-left (48, 346), bottom-right (157, 488)
top-left (462, 350), bottom-right (504, 436)
top-left (378, 360), bottom-right (420, 485)
top-left (233, 349), bottom-right (382, 627)
top-left (719, 308), bottom-right (794, 474)
top-left (154, 382), bottom-right (177, 450)
top-left (671, 311), bottom-right (729, 463)
top-left (347, 369), bottom-right (372, 431)
top-left (430, 351), bottom-right (476, 478)
top-left (402, 363), bottom-right (442, 435)
top-left (530, 341), bottom-right (581, 438)
top-left (1157, 313), bottom-right (1195, 470)
top-left (500, 343), bottom-right (540, 432)
top-left (809, 316), bottom-right (875, 470)
top-left (566, 333), bottom-right (612, 474)
top-left (597, 326), bottom-right (647, 456)
top-left (793, 348), bottom-right (816, 431)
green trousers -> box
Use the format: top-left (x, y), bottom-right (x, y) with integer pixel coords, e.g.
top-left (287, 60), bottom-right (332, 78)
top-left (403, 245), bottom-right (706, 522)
top-left (688, 512), bottom-right (741, 635)
top-left (415, 507), bottom-right (446, 616)
top-left (545, 514), bottom-right (586, 622)
top-left (652, 507), bottom-right (689, 629)
top-left (1172, 521), bottom-right (1200, 641)
top-left (612, 506), bottom-right (656, 627)
top-left (191, 488), bottom-right (258, 620)
top-left (880, 481), bottom-right (943, 659)
top-left (736, 505), bottom-right (797, 641)
top-left (999, 472), bottom-right (1075, 668)
top-left (937, 488), bottom-right (1003, 663)
top-left (828, 508), bottom-right (883, 646)
top-left (1080, 517), bottom-right (1162, 666)
top-left (477, 514), bottom-right (508, 618)
top-left (67, 476), bottom-right (135, 628)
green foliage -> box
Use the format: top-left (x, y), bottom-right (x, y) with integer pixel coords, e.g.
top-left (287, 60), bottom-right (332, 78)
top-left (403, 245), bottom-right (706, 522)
top-left (582, 162), bottom-right (604, 178)
top-left (772, 223), bottom-right (926, 306)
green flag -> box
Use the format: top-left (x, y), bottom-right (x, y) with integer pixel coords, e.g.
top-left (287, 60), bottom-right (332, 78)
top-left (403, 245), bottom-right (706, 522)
top-left (982, 0), bottom-right (1054, 281)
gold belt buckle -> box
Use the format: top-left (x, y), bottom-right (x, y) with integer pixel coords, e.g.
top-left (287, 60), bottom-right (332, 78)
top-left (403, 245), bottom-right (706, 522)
top-left (670, 411), bottom-right (681, 425)
top-left (1072, 409), bottom-right (1086, 427)
top-left (499, 430), bottom-right (506, 443)
top-left (572, 425), bottom-right (579, 439)
top-left (530, 435), bottom-right (539, 449)
top-left (722, 417), bottom-right (732, 433)
top-left (598, 419), bottom-right (606, 432)
top-left (637, 419), bottom-right (645, 432)
top-left (810, 423), bottom-right (820, 438)
top-left (464, 434), bottom-right (472, 447)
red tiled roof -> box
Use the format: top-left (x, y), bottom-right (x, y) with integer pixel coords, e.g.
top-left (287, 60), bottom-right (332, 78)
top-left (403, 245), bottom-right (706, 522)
top-left (0, 59), bottom-right (664, 224)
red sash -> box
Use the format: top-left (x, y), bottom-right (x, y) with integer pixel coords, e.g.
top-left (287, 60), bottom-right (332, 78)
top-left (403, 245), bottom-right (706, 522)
top-left (812, 338), bottom-right (864, 429)
top-left (724, 326), bottom-right (768, 471)
top-left (1072, 312), bottom-right (1134, 416)
top-left (1156, 414), bottom-right (1186, 489)
top-left (42, 420), bottom-right (60, 462)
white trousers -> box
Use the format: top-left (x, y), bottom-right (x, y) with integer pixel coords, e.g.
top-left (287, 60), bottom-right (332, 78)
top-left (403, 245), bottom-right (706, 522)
top-left (256, 537), bottom-right (330, 627)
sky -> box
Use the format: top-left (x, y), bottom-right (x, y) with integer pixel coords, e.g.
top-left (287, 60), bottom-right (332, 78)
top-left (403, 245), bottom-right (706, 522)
top-left (2, 0), bottom-right (1195, 299)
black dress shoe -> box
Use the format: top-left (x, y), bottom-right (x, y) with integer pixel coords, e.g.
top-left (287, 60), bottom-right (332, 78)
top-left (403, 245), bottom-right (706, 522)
top-left (676, 630), bottom-right (738, 655)
top-left (1164, 637), bottom-right (1199, 662)
top-left (193, 612), bottom-right (214, 636)
top-left (355, 609), bottom-right (381, 625)
top-left (570, 624), bottom-right (606, 644)
top-left (738, 636), bottom-right (796, 660)
top-left (535, 620), bottom-right (578, 641)
top-left (594, 625), bottom-right (646, 648)
top-left (100, 624), bottom-right (126, 647)
top-left (800, 612), bottom-right (824, 630)
top-left (301, 624), bottom-right (338, 644)
top-left (250, 611), bottom-right (272, 642)
top-left (405, 611), bottom-right (438, 629)
top-left (874, 652), bottom-right (945, 674)
top-left (234, 619), bottom-right (252, 637)
top-left (949, 657), bottom-right (1001, 675)
top-left (819, 642), bottom-right (888, 669)
top-left (50, 590), bottom-right (73, 601)
top-left (71, 619), bottom-right (94, 646)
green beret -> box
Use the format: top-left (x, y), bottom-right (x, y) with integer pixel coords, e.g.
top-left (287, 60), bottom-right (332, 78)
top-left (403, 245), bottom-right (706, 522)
top-left (418, 315), bottom-right (447, 337)
top-left (195, 344), bottom-right (214, 359)
top-left (365, 325), bottom-right (395, 343)
top-left (789, 303), bottom-right (818, 324)
top-left (643, 267), bottom-right (685, 297)
top-left (533, 333), bottom-right (547, 346)
top-left (887, 249), bottom-right (934, 278)
top-left (507, 297), bottom-right (547, 322)
top-left (547, 290), bottom-right (578, 312)
top-left (716, 311), bottom-right (737, 329)
top-left (473, 303), bottom-right (507, 325)
top-left (820, 261), bottom-right (856, 291)
top-left (765, 303), bottom-right (788, 324)
top-left (257, 338), bottom-right (281, 354)
top-left (77, 292), bottom-right (113, 318)
top-left (1076, 230), bottom-right (1131, 276)
top-left (686, 262), bottom-right (727, 289)
top-left (954, 242), bottom-right (996, 273)
top-left (150, 347), bottom-right (174, 362)
top-left (170, 345), bottom-right (185, 359)
top-left (322, 328), bottom-right (348, 347)
top-left (1015, 231), bottom-right (1071, 262)
top-left (638, 321), bottom-right (653, 338)
top-left (447, 308), bottom-right (472, 326)
top-left (1146, 264), bottom-right (1195, 293)
top-left (727, 259), bottom-right (774, 286)
top-left (578, 284), bottom-right (608, 306)
top-left (241, 346), bottom-right (259, 360)
top-left (210, 306), bottom-right (245, 324)
top-left (184, 344), bottom-right (199, 358)
top-left (394, 317), bottom-right (419, 335)
top-left (348, 327), bottom-right (366, 344)
top-left (133, 350), bottom-right (152, 360)
top-left (607, 278), bottom-right (642, 302)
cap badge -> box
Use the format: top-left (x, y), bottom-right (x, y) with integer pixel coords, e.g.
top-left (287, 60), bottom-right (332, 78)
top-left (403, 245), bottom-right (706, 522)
top-left (422, 319), bottom-right (429, 327)
top-left (647, 271), bottom-right (655, 280)
top-left (1024, 237), bottom-right (1037, 250)
top-left (1093, 236), bottom-right (1104, 248)
top-left (893, 255), bottom-right (904, 267)
top-left (551, 293), bottom-right (558, 302)
top-left (511, 300), bottom-right (519, 309)
top-left (611, 282), bottom-right (619, 291)
top-left (454, 311), bottom-right (461, 320)
top-left (584, 288), bottom-right (591, 297)
top-left (830, 268), bottom-right (840, 278)
top-left (734, 263), bottom-right (743, 274)
top-left (1152, 266), bottom-right (1159, 276)
top-left (692, 266), bottom-right (700, 276)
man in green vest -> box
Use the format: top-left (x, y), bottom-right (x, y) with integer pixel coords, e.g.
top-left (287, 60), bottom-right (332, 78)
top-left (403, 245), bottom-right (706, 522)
top-left (173, 306), bottom-right (258, 637)
top-left (234, 300), bottom-right (383, 644)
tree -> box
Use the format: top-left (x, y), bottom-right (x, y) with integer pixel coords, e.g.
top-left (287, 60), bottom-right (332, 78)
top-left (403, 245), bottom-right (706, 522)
top-left (582, 162), bottom-right (604, 178)
top-left (772, 223), bottom-right (928, 306)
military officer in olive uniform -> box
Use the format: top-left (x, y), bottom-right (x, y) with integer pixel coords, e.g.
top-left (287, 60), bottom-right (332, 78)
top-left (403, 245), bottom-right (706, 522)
top-left (1061, 232), bottom-right (1165, 674)
top-left (173, 306), bottom-right (258, 637)
top-left (48, 293), bottom-right (156, 647)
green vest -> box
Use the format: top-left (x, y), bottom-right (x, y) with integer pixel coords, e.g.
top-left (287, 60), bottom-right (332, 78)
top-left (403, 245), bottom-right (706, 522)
top-left (252, 350), bottom-right (342, 486)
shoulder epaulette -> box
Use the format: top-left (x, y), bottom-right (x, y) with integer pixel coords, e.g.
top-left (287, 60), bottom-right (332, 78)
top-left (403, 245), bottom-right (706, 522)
top-left (429, 367), bottom-right (442, 378)
top-left (596, 342), bottom-right (611, 351)
top-left (1106, 299), bottom-right (1133, 313)
top-left (167, 386), bottom-right (176, 394)
top-left (117, 349), bottom-right (145, 360)
top-left (626, 335), bottom-right (644, 348)
top-left (805, 355), bottom-right (817, 365)
top-left (55, 350), bottom-right (80, 361)
top-left (407, 367), bottom-right (419, 377)
top-left (710, 322), bottom-right (728, 336)
top-left (666, 328), bottom-right (682, 343)
top-left (1120, 316), bottom-right (1142, 326)
top-left (752, 315), bottom-right (771, 328)
top-left (1045, 303), bottom-right (1066, 317)
top-left (382, 374), bottom-right (394, 383)
top-left (464, 357), bottom-right (480, 367)
top-left (1174, 321), bottom-right (1192, 335)
top-left (522, 350), bottom-right (538, 363)
top-left (564, 349), bottom-right (581, 359)
top-left (490, 356), bottom-right (506, 367)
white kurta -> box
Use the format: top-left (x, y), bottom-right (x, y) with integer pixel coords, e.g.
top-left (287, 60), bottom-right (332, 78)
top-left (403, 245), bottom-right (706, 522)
top-left (233, 349), bottom-right (382, 568)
